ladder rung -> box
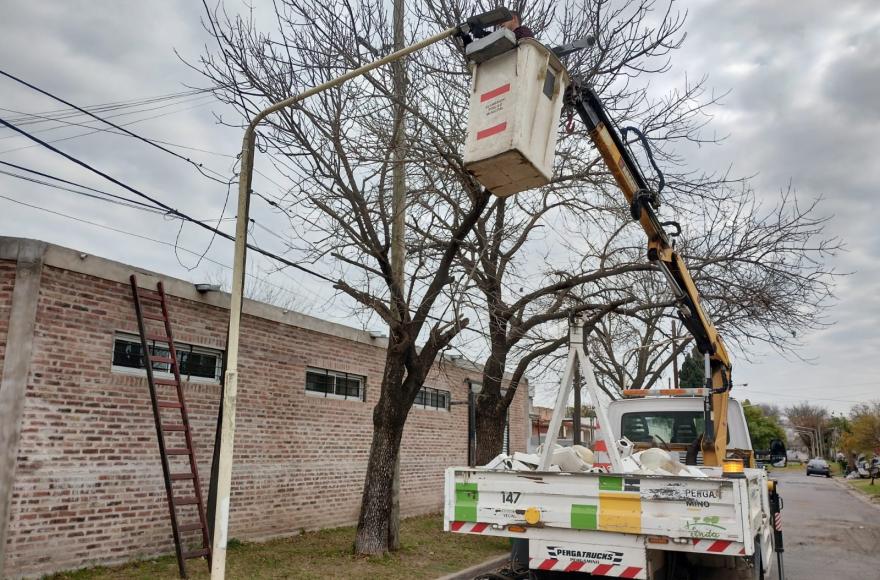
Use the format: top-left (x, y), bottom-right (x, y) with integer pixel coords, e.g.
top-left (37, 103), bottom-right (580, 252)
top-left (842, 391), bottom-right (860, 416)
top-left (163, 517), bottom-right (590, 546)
top-left (163, 424), bottom-right (187, 432)
top-left (142, 313), bottom-right (167, 321)
top-left (173, 497), bottom-right (199, 506)
top-left (146, 333), bottom-right (170, 342)
top-left (183, 548), bottom-right (210, 559)
top-left (150, 356), bottom-right (174, 364)
top-left (138, 294), bottom-right (163, 303)
top-left (158, 401), bottom-right (182, 409)
top-left (178, 522), bottom-right (205, 532)
top-left (166, 448), bottom-right (191, 455)
top-left (170, 473), bottom-right (195, 481)
top-left (154, 378), bottom-right (179, 386)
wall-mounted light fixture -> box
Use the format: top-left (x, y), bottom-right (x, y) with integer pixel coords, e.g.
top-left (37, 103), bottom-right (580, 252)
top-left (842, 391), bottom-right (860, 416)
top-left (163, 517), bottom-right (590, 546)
top-left (194, 283), bottom-right (221, 294)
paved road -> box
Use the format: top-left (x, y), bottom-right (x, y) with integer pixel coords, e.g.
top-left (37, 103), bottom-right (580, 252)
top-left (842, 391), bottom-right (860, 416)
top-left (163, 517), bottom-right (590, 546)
top-left (771, 469), bottom-right (880, 580)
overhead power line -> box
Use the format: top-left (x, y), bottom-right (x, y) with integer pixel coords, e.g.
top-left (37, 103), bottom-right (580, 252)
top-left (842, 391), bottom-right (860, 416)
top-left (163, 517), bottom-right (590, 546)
top-left (1, 69), bottom-right (299, 220)
top-left (0, 192), bottom-right (324, 306)
top-left (0, 69), bottom-right (229, 186)
top-left (0, 98), bottom-right (217, 158)
top-left (0, 72), bottom-right (493, 342)
top-left (1, 87), bottom-right (210, 127)
top-left (0, 159), bottom-right (167, 213)
top-left (0, 113), bottom-right (337, 284)
top-left (0, 93), bottom-right (213, 141)
top-left (0, 168), bottom-right (166, 214)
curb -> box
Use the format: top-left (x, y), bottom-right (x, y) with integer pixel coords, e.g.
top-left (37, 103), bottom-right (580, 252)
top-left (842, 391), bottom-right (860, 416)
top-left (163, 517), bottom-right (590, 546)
top-left (436, 554), bottom-right (510, 580)
top-left (831, 476), bottom-right (880, 511)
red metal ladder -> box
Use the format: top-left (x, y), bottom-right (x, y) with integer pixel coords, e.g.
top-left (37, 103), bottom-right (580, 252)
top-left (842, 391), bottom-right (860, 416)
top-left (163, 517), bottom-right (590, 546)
top-left (129, 275), bottom-right (211, 578)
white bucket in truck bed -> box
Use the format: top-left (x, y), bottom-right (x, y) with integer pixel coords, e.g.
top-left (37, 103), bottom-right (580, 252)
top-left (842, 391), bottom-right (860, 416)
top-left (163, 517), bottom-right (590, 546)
top-left (463, 38), bottom-right (569, 197)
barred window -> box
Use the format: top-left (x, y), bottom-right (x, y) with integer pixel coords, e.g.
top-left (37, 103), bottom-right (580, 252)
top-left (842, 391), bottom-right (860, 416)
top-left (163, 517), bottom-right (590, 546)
top-left (305, 367), bottom-right (366, 401)
top-left (414, 386), bottom-right (450, 411)
top-left (112, 333), bottom-right (223, 382)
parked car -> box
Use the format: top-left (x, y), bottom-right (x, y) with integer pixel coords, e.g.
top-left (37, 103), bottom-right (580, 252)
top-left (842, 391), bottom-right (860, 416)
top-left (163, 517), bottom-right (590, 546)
top-left (806, 458), bottom-right (831, 477)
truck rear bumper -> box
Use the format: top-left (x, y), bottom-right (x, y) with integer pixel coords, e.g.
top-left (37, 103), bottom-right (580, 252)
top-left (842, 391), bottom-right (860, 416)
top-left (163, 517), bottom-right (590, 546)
top-left (529, 536), bottom-right (647, 578)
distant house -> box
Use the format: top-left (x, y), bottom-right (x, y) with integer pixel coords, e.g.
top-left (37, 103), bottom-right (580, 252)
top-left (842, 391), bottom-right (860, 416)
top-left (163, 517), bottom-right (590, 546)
top-left (529, 405), bottom-right (596, 450)
top-left (0, 237), bottom-right (528, 577)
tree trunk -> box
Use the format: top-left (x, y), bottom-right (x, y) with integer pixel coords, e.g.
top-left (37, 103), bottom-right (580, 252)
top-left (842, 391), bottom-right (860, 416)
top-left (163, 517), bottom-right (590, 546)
top-left (474, 396), bottom-right (508, 465)
top-left (474, 335), bottom-right (511, 465)
top-left (355, 353), bottom-right (407, 555)
top-left (355, 417), bottom-right (403, 554)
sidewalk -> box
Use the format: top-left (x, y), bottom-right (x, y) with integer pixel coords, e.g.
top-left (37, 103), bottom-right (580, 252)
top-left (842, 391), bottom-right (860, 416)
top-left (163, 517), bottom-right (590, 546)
top-left (436, 554), bottom-right (509, 580)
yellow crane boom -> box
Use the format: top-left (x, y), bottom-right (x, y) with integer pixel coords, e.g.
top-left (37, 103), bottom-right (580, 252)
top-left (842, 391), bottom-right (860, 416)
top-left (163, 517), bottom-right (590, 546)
top-left (566, 79), bottom-right (736, 466)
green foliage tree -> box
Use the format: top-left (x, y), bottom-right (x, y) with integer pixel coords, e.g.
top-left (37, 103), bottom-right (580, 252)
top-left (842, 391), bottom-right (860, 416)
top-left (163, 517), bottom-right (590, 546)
top-left (843, 402), bottom-right (880, 456)
top-left (742, 400), bottom-right (786, 450)
top-left (679, 347), bottom-right (705, 388)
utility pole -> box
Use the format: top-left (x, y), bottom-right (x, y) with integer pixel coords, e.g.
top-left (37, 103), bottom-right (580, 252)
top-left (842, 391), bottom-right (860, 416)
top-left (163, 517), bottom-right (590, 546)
top-left (572, 364), bottom-right (582, 446)
top-left (388, 0), bottom-right (406, 552)
top-left (671, 320), bottom-right (679, 388)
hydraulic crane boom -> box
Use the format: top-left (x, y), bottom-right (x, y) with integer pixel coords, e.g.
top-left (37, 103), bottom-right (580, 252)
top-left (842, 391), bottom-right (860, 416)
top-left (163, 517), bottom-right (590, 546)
top-left (565, 78), bottom-right (735, 466)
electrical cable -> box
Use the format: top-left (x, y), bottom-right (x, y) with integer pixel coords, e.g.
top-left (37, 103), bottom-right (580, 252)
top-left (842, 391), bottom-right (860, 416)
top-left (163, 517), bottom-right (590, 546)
top-left (0, 70), bottom-right (253, 271)
top-left (0, 99), bottom-right (216, 156)
top-left (0, 192), bottom-right (321, 308)
top-left (1, 88), bottom-right (209, 127)
top-left (0, 168), bottom-right (167, 214)
top-left (0, 93), bottom-right (213, 141)
top-left (0, 160), bottom-right (167, 213)
top-left (0, 69), bottom-right (229, 186)
top-left (1, 70), bottom-right (302, 222)
top-left (0, 113), bottom-right (338, 284)
top-left (0, 160), bottom-right (238, 224)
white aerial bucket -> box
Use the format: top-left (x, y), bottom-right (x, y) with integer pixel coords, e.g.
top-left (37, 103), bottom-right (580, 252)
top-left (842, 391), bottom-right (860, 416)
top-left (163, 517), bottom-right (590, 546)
top-left (463, 37), bottom-right (570, 197)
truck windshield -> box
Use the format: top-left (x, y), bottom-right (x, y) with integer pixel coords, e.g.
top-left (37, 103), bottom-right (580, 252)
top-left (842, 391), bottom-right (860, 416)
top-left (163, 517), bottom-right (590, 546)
top-left (622, 411), bottom-right (707, 444)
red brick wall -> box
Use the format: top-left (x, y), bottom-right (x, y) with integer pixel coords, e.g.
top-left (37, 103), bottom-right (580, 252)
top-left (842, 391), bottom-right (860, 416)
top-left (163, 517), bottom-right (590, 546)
top-left (2, 264), bottom-right (527, 576)
top-left (0, 260), bottom-right (16, 380)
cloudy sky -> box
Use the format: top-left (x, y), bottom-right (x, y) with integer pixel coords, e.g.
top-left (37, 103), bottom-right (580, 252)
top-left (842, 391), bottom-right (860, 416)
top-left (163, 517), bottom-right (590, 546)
top-left (1, 1), bottom-right (877, 414)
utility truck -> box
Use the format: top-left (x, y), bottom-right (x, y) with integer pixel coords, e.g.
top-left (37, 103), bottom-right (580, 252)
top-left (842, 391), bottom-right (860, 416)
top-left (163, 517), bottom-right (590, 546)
top-left (445, 384), bottom-right (778, 579)
top-left (445, 17), bottom-right (785, 580)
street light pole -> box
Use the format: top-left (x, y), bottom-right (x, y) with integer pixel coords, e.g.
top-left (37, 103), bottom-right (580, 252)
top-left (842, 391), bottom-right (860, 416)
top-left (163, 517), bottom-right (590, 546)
top-left (208, 25), bottom-right (470, 580)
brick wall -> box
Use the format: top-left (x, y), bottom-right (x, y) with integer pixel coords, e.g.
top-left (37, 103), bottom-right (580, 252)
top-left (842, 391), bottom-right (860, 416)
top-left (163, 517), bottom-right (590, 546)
top-left (0, 261), bottom-right (15, 380)
top-left (1, 259), bottom-right (527, 577)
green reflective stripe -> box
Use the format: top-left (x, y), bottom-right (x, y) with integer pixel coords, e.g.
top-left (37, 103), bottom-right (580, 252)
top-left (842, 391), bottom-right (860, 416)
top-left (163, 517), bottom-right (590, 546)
top-left (571, 504), bottom-right (598, 530)
top-left (599, 475), bottom-right (623, 492)
top-left (455, 482), bottom-right (478, 522)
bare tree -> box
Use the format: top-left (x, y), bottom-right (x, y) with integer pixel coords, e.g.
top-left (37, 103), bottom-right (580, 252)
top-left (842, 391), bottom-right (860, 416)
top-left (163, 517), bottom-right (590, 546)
top-left (590, 186), bottom-right (839, 392)
top-left (192, 0), bottom-right (839, 552)
top-left (415, 0), bottom-right (758, 464)
top-left (786, 402), bottom-right (829, 452)
top-left (194, 0), bottom-right (498, 554)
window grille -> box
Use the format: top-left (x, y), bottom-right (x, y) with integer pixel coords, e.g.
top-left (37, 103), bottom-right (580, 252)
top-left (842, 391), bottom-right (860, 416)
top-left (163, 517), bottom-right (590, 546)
top-left (112, 333), bottom-right (222, 381)
top-left (305, 367), bottom-right (366, 401)
top-left (414, 386), bottom-right (450, 410)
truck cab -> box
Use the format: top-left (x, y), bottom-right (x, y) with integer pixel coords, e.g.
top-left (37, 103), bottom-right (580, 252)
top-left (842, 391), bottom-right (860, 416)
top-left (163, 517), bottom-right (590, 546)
top-left (607, 397), bottom-right (753, 464)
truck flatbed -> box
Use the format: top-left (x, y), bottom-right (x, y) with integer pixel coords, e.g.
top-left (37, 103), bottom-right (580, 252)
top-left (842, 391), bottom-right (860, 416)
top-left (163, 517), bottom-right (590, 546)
top-left (445, 466), bottom-right (773, 578)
